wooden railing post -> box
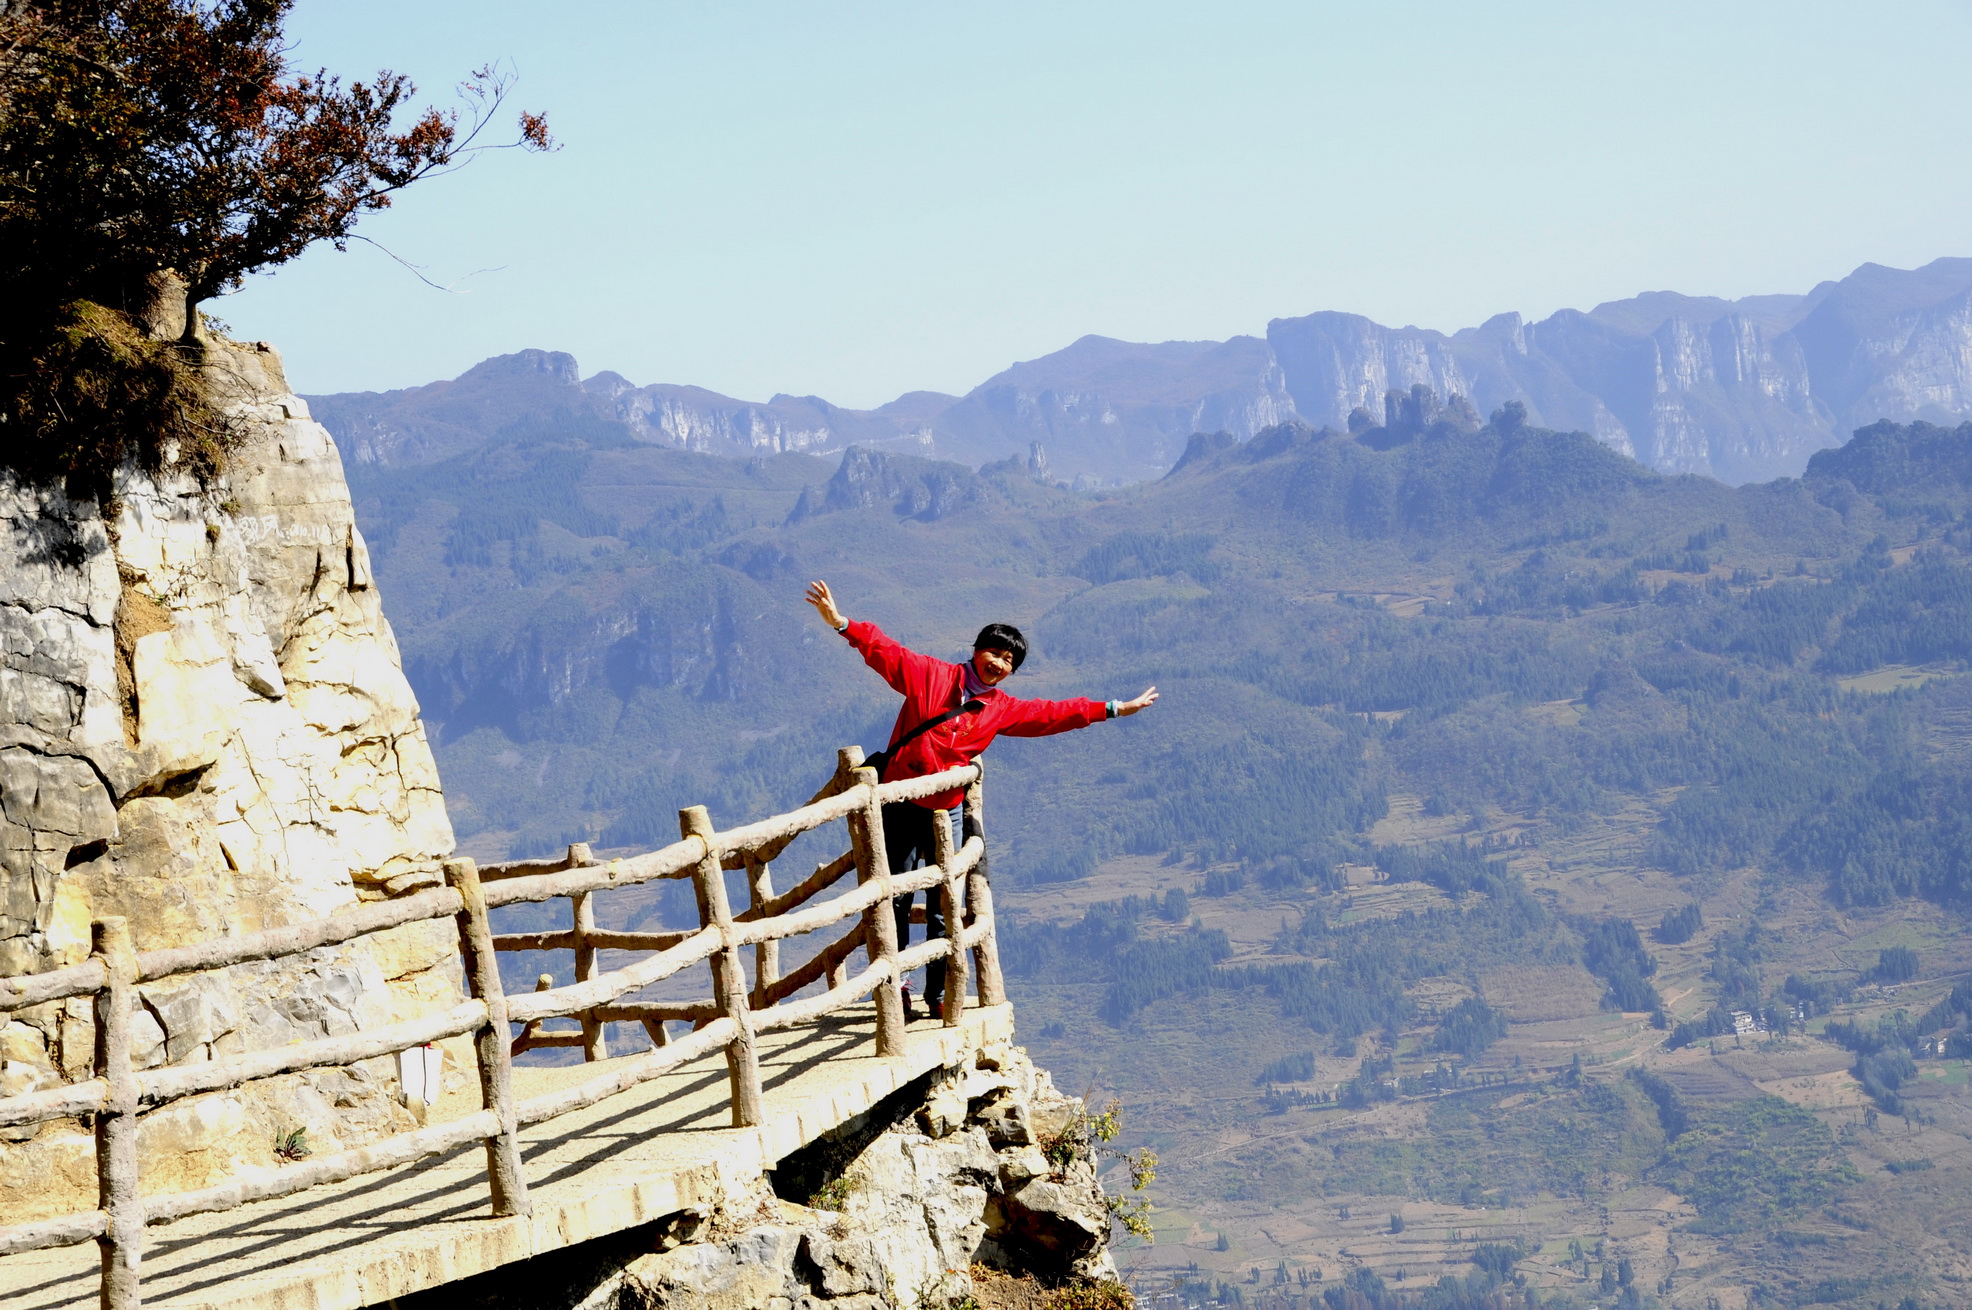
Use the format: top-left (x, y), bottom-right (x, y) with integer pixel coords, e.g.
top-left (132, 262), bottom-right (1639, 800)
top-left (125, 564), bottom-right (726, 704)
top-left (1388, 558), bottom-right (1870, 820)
top-left (92, 916), bottom-right (141, 1310)
top-left (445, 857), bottom-right (531, 1217)
top-left (841, 746), bottom-right (907, 1056)
top-left (961, 772), bottom-right (1006, 1007)
top-left (680, 806), bottom-right (764, 1127)
top-left (933, 805), bottom-right (968, 1028)
top-left (568, 842), bottom-right (607, 1063)
top-left (511, 974), bottom-right (553, 1057)
top-left (745, 856), bottom-right (779, 1006)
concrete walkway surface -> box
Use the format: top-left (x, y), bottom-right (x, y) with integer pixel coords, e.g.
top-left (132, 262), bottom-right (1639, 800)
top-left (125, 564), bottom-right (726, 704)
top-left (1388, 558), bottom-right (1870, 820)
top-left (1, 1004), bottom-right (1012, 1310)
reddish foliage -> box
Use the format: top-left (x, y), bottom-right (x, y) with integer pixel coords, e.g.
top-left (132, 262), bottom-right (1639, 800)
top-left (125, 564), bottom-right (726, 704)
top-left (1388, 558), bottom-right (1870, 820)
top-left (0, 0), bottom-right (552, 314)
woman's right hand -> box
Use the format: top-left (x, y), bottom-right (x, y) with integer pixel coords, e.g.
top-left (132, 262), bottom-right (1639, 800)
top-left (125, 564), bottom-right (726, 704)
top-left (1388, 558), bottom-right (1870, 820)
top-left (805, 580), bottom-right (847, 630)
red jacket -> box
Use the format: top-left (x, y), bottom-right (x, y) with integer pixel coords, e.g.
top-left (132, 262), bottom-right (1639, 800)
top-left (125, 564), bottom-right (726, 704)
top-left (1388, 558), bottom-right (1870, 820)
top-left (844, 620), bottom-right (1106, 808)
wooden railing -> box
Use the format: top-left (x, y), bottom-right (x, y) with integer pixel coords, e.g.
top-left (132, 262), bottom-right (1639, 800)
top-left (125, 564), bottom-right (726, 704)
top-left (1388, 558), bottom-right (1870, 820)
top-left (0, 747), bottom-right (1003, 1310)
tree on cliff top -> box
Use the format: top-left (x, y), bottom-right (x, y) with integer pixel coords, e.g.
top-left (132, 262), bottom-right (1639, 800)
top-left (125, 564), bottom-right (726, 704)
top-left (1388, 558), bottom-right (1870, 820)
top-left (0, 0), bottom-right (552, 316)
top-left (0, 0), bottom-right (551, 481)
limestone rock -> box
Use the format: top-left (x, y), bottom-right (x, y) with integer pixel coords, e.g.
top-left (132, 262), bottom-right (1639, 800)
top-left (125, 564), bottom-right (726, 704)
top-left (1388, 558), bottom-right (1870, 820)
top-left (917, 1083), bottom-right (966, 1138)
top-left (0, 1017), bottom-right (59, 1136)
top-left (974, 1088), bottom-right (1033, 1147)
top-left (998, 1145), bottom-right (1048, 1186)
top-left (990, 1178), bottom-right (1108, 1269)
top-left (607, 1044), bottom-right (1126, 1309)
top-left (834, 1126), bottom-right (995, 1297)
top-left (130, 620), bottom-right (235, 777)
top-left (138, 970), bottom-right (241, 1065)
top-left (620, 1224), bottom-right (805, 1309)
top-left (0, 333), bottom-right (456, 1221)
top-left (796, 1228), bottom-right (890, 1297)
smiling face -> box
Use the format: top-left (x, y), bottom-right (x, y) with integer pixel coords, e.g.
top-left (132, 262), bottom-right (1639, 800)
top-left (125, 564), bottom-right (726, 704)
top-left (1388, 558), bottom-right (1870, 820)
top-left (971, 646), bottom-right (1016, 686)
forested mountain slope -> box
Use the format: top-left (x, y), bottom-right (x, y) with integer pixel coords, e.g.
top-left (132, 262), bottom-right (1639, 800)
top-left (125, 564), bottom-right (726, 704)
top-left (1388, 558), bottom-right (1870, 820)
top-left (339, 401), bottom-right (1972, 1309)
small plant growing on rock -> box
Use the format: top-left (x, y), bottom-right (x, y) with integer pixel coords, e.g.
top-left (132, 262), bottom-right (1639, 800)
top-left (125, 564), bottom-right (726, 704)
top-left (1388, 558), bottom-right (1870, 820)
top-left (1040, 1096), bottom-right (1125, 1172)
top-left (806, 1174), bottom-right (855, 1212)
top-left (273, 1127), bottom-right (310, 1161)
top-left (1106, 1149), bottom-right (1157, 1242)
top-left (1037, 1096), bottom-right (1158, 1242)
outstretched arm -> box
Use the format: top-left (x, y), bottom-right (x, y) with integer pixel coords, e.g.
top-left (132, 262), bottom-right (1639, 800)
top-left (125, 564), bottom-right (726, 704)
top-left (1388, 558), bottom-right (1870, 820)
top-left (806, 579), bottom-right (936, 698)
top-left (998, 685), bottom-right (1160, 738)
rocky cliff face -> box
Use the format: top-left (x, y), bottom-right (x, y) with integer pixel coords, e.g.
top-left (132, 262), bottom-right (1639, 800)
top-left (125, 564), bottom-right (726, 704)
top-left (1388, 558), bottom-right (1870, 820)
top-left (1266, 259), bottom-right (1972, 483)
top-left (614, 1042), bottom-right (1119, 1310)
top-left (787, 447), bottom-right (988, 524)
top-left (0, 331), bottom-right (459, 1216)
top-left (406, 1040), bottom-right (1128, 1310)
top-left (1269, 303), bottom-right (1808, 483)
top-left (305, 258), bottom-right (1972, 487)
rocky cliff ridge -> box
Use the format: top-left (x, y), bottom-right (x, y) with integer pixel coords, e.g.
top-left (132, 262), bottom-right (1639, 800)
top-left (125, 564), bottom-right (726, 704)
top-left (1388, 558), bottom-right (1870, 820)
top-left (309, 257), bottom-right (1972, 486)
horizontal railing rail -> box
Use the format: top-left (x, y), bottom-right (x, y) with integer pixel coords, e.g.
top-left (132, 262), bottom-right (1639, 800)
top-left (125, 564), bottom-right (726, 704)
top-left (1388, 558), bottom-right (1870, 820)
top-left (0, 746), bottom-right (1006, 1310)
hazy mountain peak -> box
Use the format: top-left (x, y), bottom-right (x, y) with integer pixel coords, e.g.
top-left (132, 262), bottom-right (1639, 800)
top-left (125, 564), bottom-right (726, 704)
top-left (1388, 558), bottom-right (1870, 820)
top-left (1583, 290), bottom-right (1749, 335)
top-left (1470, 311), bottom-right (1524, 334)
top-left (874, 390), bottom-right (962, 422)
top-left (583, 369), bottom-right (635, 393)
top-left (458, 349), bottom-right (582, 387)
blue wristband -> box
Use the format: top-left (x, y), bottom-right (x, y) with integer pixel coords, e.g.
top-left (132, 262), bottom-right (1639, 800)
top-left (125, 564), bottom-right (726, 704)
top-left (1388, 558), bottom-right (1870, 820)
top-left (1106, 700), bottom-right (1118, 719)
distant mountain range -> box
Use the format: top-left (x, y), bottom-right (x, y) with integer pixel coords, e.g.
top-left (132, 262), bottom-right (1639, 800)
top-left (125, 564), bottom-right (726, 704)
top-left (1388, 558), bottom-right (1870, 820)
top-left (309, 257), bottom-right (1972, 486)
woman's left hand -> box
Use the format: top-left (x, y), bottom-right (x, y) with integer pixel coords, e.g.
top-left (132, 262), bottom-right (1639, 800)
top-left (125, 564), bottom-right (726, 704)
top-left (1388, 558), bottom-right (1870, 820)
top-left (1116, 686), bottom-right (1158, 717)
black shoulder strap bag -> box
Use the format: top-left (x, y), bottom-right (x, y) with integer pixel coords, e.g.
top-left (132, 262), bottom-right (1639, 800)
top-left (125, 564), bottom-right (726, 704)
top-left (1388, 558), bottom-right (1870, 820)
top-left (862, 698), bottom-right (984, 782)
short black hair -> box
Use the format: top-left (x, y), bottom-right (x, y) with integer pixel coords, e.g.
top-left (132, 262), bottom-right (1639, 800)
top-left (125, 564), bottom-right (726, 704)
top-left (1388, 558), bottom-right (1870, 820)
top-left (973, 622), bottom-right (1028, 671)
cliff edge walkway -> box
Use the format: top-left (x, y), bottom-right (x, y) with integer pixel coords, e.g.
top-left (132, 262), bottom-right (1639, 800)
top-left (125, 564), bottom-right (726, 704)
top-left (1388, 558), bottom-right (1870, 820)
top-left (1, 751), bottom-right (1011, 1310)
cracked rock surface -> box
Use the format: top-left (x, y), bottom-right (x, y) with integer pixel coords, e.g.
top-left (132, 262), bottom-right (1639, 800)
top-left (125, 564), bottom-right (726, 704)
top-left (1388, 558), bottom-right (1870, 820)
top-left (583, 1041), bottom-right (1121, 1310)
top-left (0, 335), bottom-right (460, 1216)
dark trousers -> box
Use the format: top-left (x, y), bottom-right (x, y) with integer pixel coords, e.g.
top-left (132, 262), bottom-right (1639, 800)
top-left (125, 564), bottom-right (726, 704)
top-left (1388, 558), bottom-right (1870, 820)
top-left (882, 801), bottom-right (954, 1009)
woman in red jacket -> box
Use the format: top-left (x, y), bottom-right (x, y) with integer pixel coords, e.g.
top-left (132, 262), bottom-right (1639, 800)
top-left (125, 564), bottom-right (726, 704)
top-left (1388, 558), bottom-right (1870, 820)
top-left (805, 579), bottom-right (1157, 1019)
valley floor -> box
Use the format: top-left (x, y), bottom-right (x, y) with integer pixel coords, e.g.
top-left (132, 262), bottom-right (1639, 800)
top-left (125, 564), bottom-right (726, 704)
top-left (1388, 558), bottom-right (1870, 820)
top-left (1007, 781), bottom-right (1972, 1310)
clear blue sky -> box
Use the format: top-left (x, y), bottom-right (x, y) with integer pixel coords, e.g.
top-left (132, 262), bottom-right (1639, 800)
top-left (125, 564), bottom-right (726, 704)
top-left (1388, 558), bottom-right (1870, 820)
top-left (223, 1), bottom-right (1972, 407)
